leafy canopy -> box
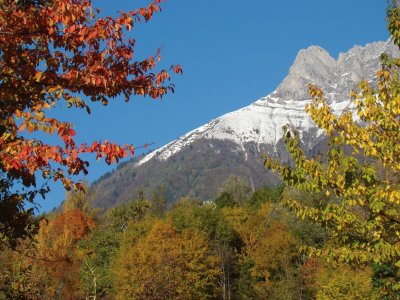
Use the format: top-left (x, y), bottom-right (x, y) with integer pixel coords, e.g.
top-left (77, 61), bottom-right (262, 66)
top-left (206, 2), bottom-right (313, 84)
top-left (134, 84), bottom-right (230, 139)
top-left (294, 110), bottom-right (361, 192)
top-left (0, 0), bottom-right (181, 247)
top-left (265, 0), bottom-right (400, 293)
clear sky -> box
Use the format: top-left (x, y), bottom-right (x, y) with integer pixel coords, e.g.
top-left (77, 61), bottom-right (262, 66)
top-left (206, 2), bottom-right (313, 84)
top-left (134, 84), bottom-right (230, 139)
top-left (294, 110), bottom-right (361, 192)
top-left (41, 0), bottom-right (389, 212)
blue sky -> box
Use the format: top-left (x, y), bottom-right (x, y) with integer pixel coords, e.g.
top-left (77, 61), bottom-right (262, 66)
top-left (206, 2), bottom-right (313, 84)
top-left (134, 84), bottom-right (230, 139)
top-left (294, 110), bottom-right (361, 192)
top-left (41, 0), bottom-right (389, 212)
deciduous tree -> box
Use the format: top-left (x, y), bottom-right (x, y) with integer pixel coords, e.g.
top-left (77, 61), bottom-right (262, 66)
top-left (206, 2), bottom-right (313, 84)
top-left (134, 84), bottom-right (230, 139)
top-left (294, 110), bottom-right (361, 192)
top-left (224, 204), bottom-right (302, 299)
top-left (35, 209), bottom-right (95, 299)
top-left (113, 220), bottom-right (220, 299)
top-left (265, 0), bottom-right (400, 294)
top-left (313, 262), bottom-right (376, 300)
top-left (0, 0), bottom-right (181, 247)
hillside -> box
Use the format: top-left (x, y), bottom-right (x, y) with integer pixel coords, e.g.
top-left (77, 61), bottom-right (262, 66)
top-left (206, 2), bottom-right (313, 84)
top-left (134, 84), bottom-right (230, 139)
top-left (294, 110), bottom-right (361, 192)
top-left (91, 40), bottom-right (398, 210)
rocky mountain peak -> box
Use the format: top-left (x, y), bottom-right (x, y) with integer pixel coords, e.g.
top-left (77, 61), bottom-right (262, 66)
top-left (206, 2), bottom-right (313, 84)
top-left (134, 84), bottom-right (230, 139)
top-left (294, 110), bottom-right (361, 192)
top-left (275, 40), bottom-right (397, 102)
top-left (275, 45), bottom-right (337, 100)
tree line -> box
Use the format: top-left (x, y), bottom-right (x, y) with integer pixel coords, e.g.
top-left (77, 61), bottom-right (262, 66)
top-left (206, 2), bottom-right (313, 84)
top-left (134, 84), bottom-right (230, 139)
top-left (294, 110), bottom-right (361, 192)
top-left (0, 179), bottom-right (379, 299)
top-left (0, 0), bottom-right (399, 299)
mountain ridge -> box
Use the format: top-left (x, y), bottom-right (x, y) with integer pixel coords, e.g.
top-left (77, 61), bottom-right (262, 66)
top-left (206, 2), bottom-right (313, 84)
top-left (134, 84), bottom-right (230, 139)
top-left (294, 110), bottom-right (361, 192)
top-left (135, 40), bottom-right (394, 166)
top-left (90, 40), bottom-right (398, 209)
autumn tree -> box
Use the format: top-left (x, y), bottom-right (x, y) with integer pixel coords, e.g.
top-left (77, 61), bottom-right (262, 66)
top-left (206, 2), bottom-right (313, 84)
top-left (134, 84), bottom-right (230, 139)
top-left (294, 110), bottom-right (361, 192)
top-left (265, 0), bottom-right (400, 295)
top-left (168, 198), bottom-right (243, 299)
top-left (0, 206), bottom-right (96, 299)
top-left (0, 240), bottom-right (46, 299)
top-left (312, 261), bottom-right (377, 300)
top-left (35, 209), bottom-right (95, 299)
top-left (77, 195), bottom-right (154, 298)
top-left (113, 220), bottom-right (221, 300)
top-left (0, 0), bottom-right (181, 247)
top-left (222, 203), bottom-right (304, 299)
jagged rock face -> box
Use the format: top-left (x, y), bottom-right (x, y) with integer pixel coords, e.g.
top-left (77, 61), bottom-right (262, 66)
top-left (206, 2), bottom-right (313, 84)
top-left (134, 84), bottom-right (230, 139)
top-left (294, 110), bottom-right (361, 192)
top-left (276, 41), bottom-right (399, 101)
top-left (91, 41), bottom-right (398, 210)
top-left (276, 46), bottom-right (337, 100)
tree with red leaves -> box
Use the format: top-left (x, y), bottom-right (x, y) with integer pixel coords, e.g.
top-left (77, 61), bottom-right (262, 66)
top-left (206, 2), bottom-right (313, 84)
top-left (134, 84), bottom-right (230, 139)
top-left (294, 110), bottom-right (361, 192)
top-left (0, 0), bottom-right (181, 247)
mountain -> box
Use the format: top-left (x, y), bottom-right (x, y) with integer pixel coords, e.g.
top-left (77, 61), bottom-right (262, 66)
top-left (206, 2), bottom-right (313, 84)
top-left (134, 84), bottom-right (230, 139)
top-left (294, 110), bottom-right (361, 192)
top-left (91, 40), bottom-right (398, 210)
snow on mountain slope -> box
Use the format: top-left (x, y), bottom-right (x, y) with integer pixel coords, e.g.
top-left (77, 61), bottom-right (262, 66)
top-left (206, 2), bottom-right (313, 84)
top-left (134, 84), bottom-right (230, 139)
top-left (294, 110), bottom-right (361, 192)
top-left (136, 40), bottom-right (397, 167)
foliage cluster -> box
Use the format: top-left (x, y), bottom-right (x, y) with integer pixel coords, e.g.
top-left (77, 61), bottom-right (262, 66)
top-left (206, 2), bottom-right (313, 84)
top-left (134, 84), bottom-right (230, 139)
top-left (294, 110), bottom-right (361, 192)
top-left (264, 0), bottom-right (400, 296)
top-left (0, 0), bottom-right (399, 299)
top-left (0, 181), bottom-right (379, 299)
top-left (0, 0), bottom-right (181, 248)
